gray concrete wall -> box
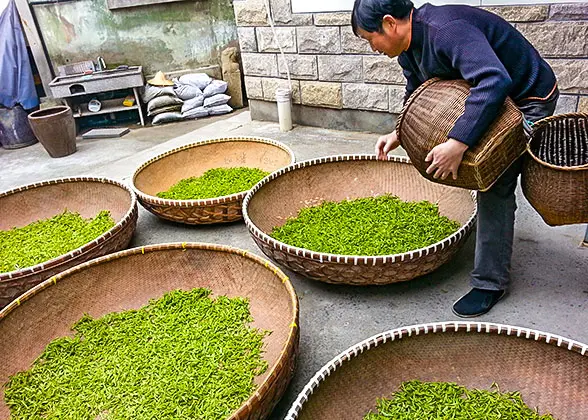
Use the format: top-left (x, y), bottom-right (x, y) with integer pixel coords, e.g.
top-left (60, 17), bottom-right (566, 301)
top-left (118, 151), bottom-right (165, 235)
top-left (32, 0), bottom-right (238, 75)
top-left (234, 1), bottom-right (588, 131)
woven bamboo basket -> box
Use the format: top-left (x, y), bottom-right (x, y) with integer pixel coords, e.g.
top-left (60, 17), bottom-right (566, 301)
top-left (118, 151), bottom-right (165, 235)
top-left (131, 137), bottom-right (295, 224)
top-left (397, 78), bottom-right (525, 191)
top-left (243, 155), bottom-right (477, 286)
top-left (0, 177), bottom-right (138, 309)
top-left (0, 243), bottom-right (299, 420)
top-left (522, 113), bottom-right (588, 226)
top-left (285, 322), bottom-right (588, 420)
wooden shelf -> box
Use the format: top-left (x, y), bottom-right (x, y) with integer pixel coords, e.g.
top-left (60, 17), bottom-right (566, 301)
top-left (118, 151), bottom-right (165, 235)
top-left (73, 98), bottom-right (139, 118)
top-left (64, 86), bottom-right (145, 126)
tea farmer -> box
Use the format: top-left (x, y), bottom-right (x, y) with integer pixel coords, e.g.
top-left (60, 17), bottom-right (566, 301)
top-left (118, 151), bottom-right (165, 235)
top-left (352, 0), bottom-right (559, 317)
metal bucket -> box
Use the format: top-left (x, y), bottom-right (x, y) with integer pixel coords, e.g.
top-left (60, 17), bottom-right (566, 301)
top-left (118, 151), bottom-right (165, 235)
top-left (0, 105), bottom-right (38, 149)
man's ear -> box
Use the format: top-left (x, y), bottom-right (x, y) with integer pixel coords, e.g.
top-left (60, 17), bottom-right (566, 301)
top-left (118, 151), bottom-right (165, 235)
top-left (382, 14), bottom-right (397, 31)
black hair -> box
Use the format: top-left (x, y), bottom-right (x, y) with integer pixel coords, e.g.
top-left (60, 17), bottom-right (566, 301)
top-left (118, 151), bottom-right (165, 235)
top-left (351, 0), bottom-right (414, 36)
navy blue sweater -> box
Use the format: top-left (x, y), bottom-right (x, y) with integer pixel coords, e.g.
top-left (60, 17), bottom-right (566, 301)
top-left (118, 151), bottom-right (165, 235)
top-left (398, 3), bottom-right (557, 147)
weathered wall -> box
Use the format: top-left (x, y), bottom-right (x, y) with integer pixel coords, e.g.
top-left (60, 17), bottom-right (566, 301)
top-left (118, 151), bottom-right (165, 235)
top-left (234, 1), bottom-right (588, 131)
top-left (33, 0), bottom-right (238, 75)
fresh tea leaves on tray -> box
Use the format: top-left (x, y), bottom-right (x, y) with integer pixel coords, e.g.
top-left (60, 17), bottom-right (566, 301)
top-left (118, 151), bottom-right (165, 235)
top-left (0, 210), bottom-right (115, 273)
top-left (4, 288), bottom-right (269, 420)
top-left (270, 195), bottom-right (460, 255)
top-left (364, 381), bottom-right (555, 419)
top-left (156, 167), bottom-right (269, 200)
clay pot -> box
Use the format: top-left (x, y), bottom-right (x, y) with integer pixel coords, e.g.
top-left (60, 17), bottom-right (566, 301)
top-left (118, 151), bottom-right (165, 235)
top-left (27, 106), bottom-right (76, 158)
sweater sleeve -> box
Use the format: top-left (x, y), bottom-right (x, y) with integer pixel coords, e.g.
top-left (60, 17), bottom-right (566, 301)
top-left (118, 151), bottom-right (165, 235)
top-left (435, 21), bottom-right (512, 147)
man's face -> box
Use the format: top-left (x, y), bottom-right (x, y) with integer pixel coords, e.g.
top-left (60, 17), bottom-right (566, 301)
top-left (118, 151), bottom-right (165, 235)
top-left (357, 15), bottom-right (408, 58)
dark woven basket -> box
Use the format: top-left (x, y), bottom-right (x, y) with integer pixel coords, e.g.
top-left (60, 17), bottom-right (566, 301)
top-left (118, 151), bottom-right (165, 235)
top-left (243, 155), bottom-right (477, 286)
top-left (286, 322), bottom-right (588, 420)
top-left (132, 137), bottom-right (295, 225)
top-left (0, 177), bottom-right (138, 309)
top-left (397, 78), bottom-right (525, 191)
top-left (0, 243), bottom-right (299, 420)
top-left (522, 113), bottom-right (588, 226)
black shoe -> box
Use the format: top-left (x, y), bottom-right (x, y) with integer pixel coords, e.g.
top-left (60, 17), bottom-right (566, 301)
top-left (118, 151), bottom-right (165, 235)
top-left (452, 288), bottom-right (506, 318)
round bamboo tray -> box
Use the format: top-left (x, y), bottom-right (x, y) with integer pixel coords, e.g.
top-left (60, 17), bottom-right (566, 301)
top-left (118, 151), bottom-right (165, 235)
top-left (286, 322), bottom-right (588, 420)
top-left (397, 78), bottom-right (525, 191)
top-left (131, 137), bottom-right (295, 224)
top-left (0, 177), bottom-right (138, 309)
top-left (243, 155), bottom-right (477, 285)
top-left (0, 243), bottom-right (299, 420)
top-left (522, 113), bottom-right (588, 226)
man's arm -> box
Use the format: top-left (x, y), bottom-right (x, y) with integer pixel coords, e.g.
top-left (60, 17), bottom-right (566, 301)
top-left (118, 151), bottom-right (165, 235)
top-left (375, 56), bottom-right (422, 160)
top-left (435, 20), bottom-right (513, 148)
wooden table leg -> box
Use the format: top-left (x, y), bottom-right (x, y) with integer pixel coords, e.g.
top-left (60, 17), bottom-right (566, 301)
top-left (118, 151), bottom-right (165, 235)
top-left (133, 87), bottom-right (145, 126)
top-left (63, 98), bottom-right (80, 135)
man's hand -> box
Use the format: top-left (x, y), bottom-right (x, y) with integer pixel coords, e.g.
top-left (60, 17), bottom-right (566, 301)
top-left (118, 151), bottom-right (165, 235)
top-left (375, 131), bottom-right (400, 161)
top-left (425, 139), bottom-right (469, 180)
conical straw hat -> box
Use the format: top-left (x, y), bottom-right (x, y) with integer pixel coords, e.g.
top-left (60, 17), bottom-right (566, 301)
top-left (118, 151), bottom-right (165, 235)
top-left (147, 71), bottom-right (174, 86)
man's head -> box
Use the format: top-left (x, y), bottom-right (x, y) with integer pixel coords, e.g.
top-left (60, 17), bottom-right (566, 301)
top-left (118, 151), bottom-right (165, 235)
top-left (352, 0), bottom-right (414, 58)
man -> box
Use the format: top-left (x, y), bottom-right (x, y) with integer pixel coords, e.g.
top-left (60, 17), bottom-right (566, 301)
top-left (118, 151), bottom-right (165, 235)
top-left (352, 0), bottom-right (559, 317)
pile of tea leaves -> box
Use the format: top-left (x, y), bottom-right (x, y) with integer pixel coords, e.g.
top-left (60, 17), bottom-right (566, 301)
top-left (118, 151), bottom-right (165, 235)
top-left (270, 195), bottom-right (460, 255)
top-left (0, 210), bottom-right (115, 273)
top-left (364, 381), bottom-right (554, 419)
top-left (4, 288), bottom-right (269, 420)
top-left (157, 167), bottom-right (269, 200)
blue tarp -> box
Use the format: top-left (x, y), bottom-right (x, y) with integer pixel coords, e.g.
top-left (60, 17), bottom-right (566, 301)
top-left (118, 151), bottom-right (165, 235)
top-left (0, 0), bottom-right (39, 110)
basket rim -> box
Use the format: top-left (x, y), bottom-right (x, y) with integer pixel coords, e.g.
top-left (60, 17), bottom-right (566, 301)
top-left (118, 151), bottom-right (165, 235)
top-left (284, 320), bottom-right (588, 420)
top-left (527, 112), bottom-right (588, 172)
top-left (0, 242), bottom-right (300, 420)
top-left (131, 136), bottom-right (296, 207)
top-left (396, 77), bottom-right (440, 144)
top-left (242, 154), bottom-right (478, 265)
top-left (0, 177), bottom-right (137, 281)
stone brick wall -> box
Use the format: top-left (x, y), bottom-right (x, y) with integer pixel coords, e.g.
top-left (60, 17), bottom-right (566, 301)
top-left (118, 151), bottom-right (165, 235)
top-left (234, 1), bottom-right (588, 130)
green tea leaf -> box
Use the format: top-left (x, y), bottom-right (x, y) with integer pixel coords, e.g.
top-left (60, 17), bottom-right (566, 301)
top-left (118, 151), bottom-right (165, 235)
top-left (157, 167), bottom-right (269, 200)
top-left (0, 210), bottom-right (115, 273)
top-left (4, 289), bottom-right (269, 420)
top-left (270, 195), bottom-right (460, 255)
top-left (364, 381), bottom-right (555, 419)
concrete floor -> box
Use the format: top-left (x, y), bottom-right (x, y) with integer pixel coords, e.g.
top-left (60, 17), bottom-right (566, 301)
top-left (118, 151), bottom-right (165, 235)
top-left (0, 111), bottom-right (246, 191)
top-left (2, 111), bottom-right (587, 419)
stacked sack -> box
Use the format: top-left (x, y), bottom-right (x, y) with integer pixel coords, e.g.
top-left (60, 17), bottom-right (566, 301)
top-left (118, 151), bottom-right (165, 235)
top-left (142, 71), bottom-right (233, 126)
top-left (177, 73), bottom-right (232, 120)
top-left (142, 72), bottom-right (183, 125)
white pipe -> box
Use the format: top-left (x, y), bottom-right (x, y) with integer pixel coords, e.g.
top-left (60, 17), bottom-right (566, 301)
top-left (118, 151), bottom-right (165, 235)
top-left (264, 0), bottom-right (293, 132)
top-left (276, 88), bottom-right (293, 132)
top-left (264, 0), bottom-right (292, 89)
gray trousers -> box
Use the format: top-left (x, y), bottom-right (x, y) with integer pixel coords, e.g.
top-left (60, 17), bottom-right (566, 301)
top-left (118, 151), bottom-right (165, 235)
top-left (471, 89), bottom-right (559, 291)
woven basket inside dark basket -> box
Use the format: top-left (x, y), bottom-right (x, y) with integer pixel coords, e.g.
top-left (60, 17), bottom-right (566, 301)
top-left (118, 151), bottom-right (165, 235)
top-left (397, 78), bottom-right (525, 191)
top-left (132, 137), bottom-right (295, 225)
top-left (285, 322), bottom-right (588, 420)
top-left (0, 243), bottom-right (299, 420)
top-left (522, 113), bottom-right (588, 226)
top-left (243, 155), bottom-right (476, 286)
top-left (0, 178), bottom-right (138, 309)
